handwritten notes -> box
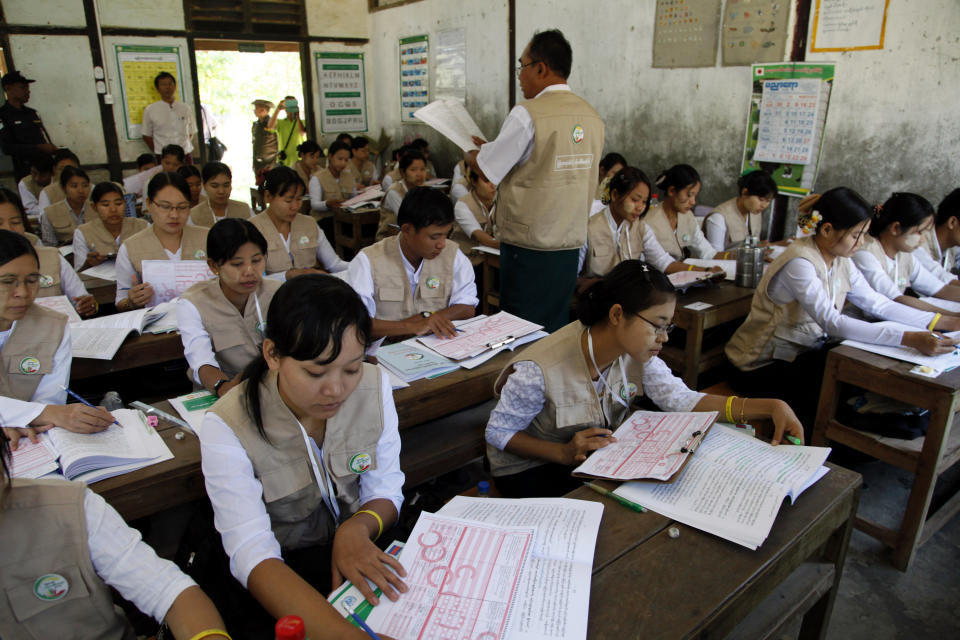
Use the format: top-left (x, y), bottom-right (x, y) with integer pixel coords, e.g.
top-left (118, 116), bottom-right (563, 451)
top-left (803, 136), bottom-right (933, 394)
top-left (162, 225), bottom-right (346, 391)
top-left (141, 260), bottom-right (214, 305)
top-left (753, 79), bottom-right (822, 165)
top-left (811, 0), bottom-right (890, 52)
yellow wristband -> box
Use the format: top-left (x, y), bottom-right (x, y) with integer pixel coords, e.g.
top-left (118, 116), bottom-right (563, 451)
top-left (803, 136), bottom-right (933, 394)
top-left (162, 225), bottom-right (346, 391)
top-left (354, 509), bottom-right (384, 540)
top-left (725, 395), bottom-right (737, 423)
top-left (688, 265), bottom-right (694, 271)
top-left (929, 313), bottom-right (942, 331)
top-left (188, 630), bottom-right (231, 640)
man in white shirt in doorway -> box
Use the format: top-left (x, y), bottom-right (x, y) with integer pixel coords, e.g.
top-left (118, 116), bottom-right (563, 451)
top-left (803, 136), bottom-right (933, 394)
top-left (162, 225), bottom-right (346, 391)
top-left (141, 71), bottom-right (197, 162)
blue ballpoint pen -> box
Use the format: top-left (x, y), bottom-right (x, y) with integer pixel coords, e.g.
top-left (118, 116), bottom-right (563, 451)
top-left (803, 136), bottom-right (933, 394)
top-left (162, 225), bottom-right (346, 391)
top-left (340, 601), bottom-right (381, 639)
top-left (58, 384), bottom-right (120, 426)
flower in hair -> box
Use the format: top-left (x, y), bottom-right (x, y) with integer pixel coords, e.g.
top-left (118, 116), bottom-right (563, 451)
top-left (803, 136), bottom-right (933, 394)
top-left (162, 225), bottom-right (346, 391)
top-left (873, 203), bottom-right (884, 215)
top-left (799, 210), bottom-right (822, 235)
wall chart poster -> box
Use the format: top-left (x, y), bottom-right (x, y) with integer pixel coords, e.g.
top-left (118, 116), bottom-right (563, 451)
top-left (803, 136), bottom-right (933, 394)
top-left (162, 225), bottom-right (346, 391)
top-left (653, 0), bottom-right (722, 68)
top-left (399, 34), bottom-right (429, 122)
top-left (316, 52), bottom-right (368, 134)
top-left (115, 45), bottom-right (184, 141)
top-left (740, 63), bottom-right (836, 197)
top-left (811, 0), bottom-right (890, 52)
top-left (721, 0), bottom-right (790, 66)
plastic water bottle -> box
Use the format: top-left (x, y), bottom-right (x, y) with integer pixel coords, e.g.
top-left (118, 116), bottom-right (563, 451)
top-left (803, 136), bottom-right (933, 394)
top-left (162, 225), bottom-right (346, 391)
top-left (275, 615), bottom-right (306, 640)
top-left (477, 480), bottom-right (491, 497)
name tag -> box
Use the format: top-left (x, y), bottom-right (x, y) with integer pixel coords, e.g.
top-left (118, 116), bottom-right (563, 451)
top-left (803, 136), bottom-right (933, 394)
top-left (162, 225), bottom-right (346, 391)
top-left (555, 154), bottom-right (594, 171)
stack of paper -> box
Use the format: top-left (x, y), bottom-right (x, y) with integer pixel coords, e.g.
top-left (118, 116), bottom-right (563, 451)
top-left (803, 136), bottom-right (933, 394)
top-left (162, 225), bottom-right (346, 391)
top-left (841, 321), bottom-right (960, 373)
top-left (615, 426), bottom-right (830, 549)
top-left (416, 311), bottom-right (543, 361)
top-left (341, 186), bottom-right (384, 210)
top-left (667, 269), bottom-right (725, 289)
top-left (377, 339), bottom-right (459, 383)
top-left (683, 258), bottom-right (737, 280)
top-left (169, 390), bottom-right (218, 434)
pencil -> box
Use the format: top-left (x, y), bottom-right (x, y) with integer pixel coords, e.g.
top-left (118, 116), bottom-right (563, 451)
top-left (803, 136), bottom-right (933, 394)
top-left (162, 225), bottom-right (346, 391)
top-left (584, 482), bottom-right (646, 513)
top-left (59, 384), bottom-right (120, 426)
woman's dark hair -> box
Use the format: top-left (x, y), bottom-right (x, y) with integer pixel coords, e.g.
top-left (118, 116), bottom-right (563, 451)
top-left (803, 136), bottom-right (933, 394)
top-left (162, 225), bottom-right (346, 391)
top-left (31, 155), bottom-right (54, 174)
top-left (146, 170), bottom-right (192, 203)
top-left (296, 140), bottom-right (323, 156)
top-left (528, 29), bottom-right (573, 78)
top-left (738, 170), bottom-right (777, 199)
top-left (399, 149), bottom-right (425, 173)
top-left (607, 167), bottom-right (653, 210)
top-left (351, 136), bottom-right (370, 150)
top-left (177, 165), bottom-right (201, 181)
top-left (0, 188), bottom-right (34, 235)
top-left (241, 275), bottom-right (372, 440)
top-left (936, 188), bottom-right (960, 226)
top-left (802, 186), bottom-right (872, 233)
top-left (869, 192), bottom-right (935, 238)
top-left (1, 426), bottom-right (10, 486)
top-left (52, 148), bottom-right (79, 167)
top-left (599, 152), bottom-right (627, 176)
top-left (327, 140), bottom-right (352, 158)
top-left (135, 152), bottom-right (157, 169)
top-left (202, 162), bottom-right (232, 183)
top-left (261, 166), bottom-right (304, 198)
top-left (207, 218), bottom-right (267, 264)
top-left (153, 71), bottom-right (176, 88)
top-left (59, 165), bottom-right (89, 189)
top-left (335, 133), bottom-right (354, 146)
top-left (161, 144), bottom-right (186, 162)
top-left (468, 167), bottom-right (487, 185)
top-left (398, 186), bottom-right (454, 230)
top-left (91, 181), bottom-right (124, 204)
top-left (655, 164), bottom-right (700, 194)
top-left (410, 138), bottom-right (429, 151)
top-left (0, 228), bottom-right (39, 268)
top-left (576, 260), bottom-right (676, 326)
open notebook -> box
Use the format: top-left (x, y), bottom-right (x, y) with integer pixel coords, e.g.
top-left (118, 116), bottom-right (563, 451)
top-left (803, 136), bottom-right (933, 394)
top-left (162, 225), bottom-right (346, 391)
top-left (71, 300), bottom-right (178, 360)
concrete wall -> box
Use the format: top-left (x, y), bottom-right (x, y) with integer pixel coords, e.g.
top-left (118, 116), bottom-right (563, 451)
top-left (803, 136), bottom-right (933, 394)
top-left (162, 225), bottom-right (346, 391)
top-left (2, 0), bottom-right (86, 27)
top-left (99, 0), bottom-right (185, 30)
top-left (307, 0), bottom-right (368, 39)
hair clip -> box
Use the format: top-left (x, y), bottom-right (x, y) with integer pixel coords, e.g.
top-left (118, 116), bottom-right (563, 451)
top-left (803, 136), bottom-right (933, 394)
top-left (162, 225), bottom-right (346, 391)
top-left (873, 203), bottom-right (884, 215)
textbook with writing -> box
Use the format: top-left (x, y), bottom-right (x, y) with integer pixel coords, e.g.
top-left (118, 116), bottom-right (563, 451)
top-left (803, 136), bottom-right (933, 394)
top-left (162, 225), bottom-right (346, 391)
top-left (376, 339), bottom-right (459, 383)
top-left (615, 425), bottom-right (831, 550)
top-left (70, 301), bottom-right (177, 360)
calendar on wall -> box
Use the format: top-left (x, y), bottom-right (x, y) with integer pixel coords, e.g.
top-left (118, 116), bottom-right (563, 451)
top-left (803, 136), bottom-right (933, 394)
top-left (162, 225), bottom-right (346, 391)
top-left (114, 45), bottom-right (184, 141)
top-left (399, 34), bottom-right (429, 122)
top-left (316, 52), bottom-right (368, 134)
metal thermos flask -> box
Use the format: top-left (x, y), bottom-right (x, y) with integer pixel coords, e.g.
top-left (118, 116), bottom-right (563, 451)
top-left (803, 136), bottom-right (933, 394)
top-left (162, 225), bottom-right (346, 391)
top-left (735, 236), bottom-right (764, 288)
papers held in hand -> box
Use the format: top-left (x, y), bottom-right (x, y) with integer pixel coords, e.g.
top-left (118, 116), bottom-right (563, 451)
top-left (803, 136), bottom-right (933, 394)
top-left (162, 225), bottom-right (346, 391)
top-left (412, 99), bottom-right (488, 152)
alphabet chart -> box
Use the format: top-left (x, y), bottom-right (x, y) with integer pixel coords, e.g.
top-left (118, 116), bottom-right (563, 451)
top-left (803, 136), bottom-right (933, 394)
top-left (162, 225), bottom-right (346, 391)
top-left (315, 51), bottom-right (368, 134)
top-left (366, 513), bottom-right (534, 639)
top-left (141, 259), bottom-right (214, 305)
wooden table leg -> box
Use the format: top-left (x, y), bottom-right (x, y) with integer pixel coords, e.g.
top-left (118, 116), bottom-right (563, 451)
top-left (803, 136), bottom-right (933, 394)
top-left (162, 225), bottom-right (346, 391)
top-left (682, 314), bottom-right (705, 389)
top-left (812, 350), bottom-right (841, 446)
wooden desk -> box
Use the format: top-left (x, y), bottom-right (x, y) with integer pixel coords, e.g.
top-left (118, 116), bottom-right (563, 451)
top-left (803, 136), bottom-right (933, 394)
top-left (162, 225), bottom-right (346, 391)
top-left (334, 207), bottom-right (380, 259)
top-left (660, 281), bottom-right (754, 389)
top-left (480, 251), bottom-right (501, 315)
top-left (583, 463), bottom-right (860, 639)
top-left (70, 331), bottom-right (185, 380)
top-left (813, 345), bottom-right (960, 570)
top-left (80, 273), bottom-right (117, 306)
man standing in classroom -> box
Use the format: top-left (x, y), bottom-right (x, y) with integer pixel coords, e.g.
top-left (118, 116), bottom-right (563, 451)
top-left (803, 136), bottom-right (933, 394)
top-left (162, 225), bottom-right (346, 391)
top-left (468, 29), bottom-right (604, 332)
top-left (0, 71), bottom-right (57, 181)
top-left (267, 95), bottom-right (306, 168)
top-left (251, 98), bottom-right (278, 182)
top-left (141, 71), bottom-right (196, 162)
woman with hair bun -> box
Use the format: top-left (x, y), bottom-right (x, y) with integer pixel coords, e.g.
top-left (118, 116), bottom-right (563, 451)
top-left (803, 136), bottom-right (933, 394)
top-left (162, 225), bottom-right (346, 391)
top-left (644, 164), bottom-right (722, 261)
top-left (703, 169), bottom-right (777, 253)
top-left (486, 260), bottom-right (804, 499)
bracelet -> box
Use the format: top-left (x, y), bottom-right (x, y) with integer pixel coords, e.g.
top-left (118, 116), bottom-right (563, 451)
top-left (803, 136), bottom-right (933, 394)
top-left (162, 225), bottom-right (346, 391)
top-left (354, 509), bottom-right (384, 540)
top-left (725, 395), bottom-right (737, 423)
top-left (188, 630), bottom-right (231, 640)
top-left (688, 265), bottom-right (694, 271)
top-left (739, 397), bottom-right (747, 424)
top-left (929, 313), bottom-right (942, 331)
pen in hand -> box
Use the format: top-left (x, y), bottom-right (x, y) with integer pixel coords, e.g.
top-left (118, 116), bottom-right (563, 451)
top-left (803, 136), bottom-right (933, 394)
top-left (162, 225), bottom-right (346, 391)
top-left (58, 384), bottom-right (120, 426)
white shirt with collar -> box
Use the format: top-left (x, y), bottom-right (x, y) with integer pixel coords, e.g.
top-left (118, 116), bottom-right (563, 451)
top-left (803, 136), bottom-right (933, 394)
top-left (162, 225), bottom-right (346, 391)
top-left (577, 206), bottom-right (676, 274)
top-left (0, 319), bottom-right (71, 426)
top-left (852, 248), bottom-right (944, 299)
top-left (141, 100), bottom-right (197, 154)
top-left (18, 178), bottom-right (41, 217)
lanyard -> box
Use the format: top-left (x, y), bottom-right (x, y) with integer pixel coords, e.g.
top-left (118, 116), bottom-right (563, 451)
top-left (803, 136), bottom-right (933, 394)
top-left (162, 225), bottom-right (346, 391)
top-left (586, 328), bottom-right (630, 415)
top-left (612, 219), bottom-right (632, 262)
top-left (296, 423), bottom-right (341, 522)
top-left (253, 291), bottom-right (266, 337)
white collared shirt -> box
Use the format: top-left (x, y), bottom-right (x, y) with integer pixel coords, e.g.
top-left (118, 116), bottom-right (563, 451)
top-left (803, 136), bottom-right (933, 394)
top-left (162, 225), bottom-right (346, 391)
top-left (18, 178), bottom-right (40, 217)
top-left (141, 100), bottom-right (197, 154)
top-left (0, 319), bottom-right (71, 426)
top-left (40, 201), bottom-right (89, 247)
top-left (308, 174), bottom-right (357, 212)
top-left (577, 206), bottom-right (676, 274)
top-left (852, 248), bottom-right (944, 299)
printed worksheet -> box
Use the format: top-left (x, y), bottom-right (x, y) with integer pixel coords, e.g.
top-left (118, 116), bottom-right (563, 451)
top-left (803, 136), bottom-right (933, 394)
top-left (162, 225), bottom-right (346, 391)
top-left (573, 411), bottom-right (718, 482)
top-left (80, 260), bottom-right (117, 281)
top-left (142, 260), bottom-right (214, 305)
top-left (9, 438), bottom-right (59, 479)
top-left (413, 99), bottom-right (486, 152)
top-left (341, 186), bottom-right (383, 208)
top-left (417, 311), bottom-right (542, 360)
top-left (34, 295), bottom-right (82, 324)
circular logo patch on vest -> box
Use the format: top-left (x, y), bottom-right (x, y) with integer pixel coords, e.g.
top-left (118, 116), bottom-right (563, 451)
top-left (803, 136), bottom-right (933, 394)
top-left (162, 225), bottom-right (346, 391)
top-left (425, 276), bottom-right (440, 290)
top-left (33, 574), bottom-right (69, 601)
top-left (681, 234), bottom-right (691, 243)
top-left (38, 274), bottom-right (54, 288)
top-left (19, 357), bottom-right (40, 375)
top-left (349, 453), bottom-right (372, 474)
top-left (619, 382), bottom-right (638, 401)
top-left (571, 124), bottom-right (585, 144)
top-left (193, 249), bottom-right (206, 259)
top-left (298, 235), bottom-right (309, 246)
top-left (405, 352), bottom-right (424, 361)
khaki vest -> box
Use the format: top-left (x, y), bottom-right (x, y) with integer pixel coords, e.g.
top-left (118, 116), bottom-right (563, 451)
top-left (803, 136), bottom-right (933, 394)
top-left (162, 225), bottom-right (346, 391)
top-left (861, 235), bottom-right (913, 295)
top-left (40, 183), bottom-right (64, 207)
top-left (21, 175), bottom-right (42, 199)
top-left (292, 160), bottom-right (313, 190)
top-left (362, 236), bottom-right (458, 321)
top-left (24, 232), bottom-right (41, 247)
top-left (251, 211), bottom-right (319, 274)
top-left (377, 181), bottom-right (408, 241)
top-left (189, 199), bottom-right (250, 229)
top-left (496, 90), bottom-right (605, 251)
top-left (347, 160), bottom-right (376, 186)
top-left (450, 192), bottom-right (495, 256)
top-left (0, 305), bottom-right (67, 402)
top-left (181, 277), bottom-right (281, 379)
top-left (34, 247), bottom-right (63, 298)
top-left (122, 225), bottom-right (209, 276)
top-left (645, 203), bottom-right (702, 261)
top-left (315, 168), bottom-right (355, 220)
top-left (0, 479), bottom-right (134, 640)
top-left (582, 207), bottom-right (646, 278)
top-left (725, 236), bottom-right (853, 370)
top-left (707, 197), bottom-right (762, 249)
top-left (76, 217), bottom-right (147, 258)
top-left (487, 321), bottom-right (645, 476)
top-left (44, 201), bottom-right (95, 245)
top-left (385, 167), bottom-right (401, 185)
top-left (209, 365), bottom-right (385, 549)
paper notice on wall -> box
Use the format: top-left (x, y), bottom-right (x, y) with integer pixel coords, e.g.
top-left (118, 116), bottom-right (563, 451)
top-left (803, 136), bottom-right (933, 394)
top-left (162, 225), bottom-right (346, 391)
top-left (653, 0), bottom-right (722, 68)
top-left (434, 28), bottom-right (466, 103)
top-left (753, 79), bottom-right (823, 165)
top-left (721, 0), bottom-right (791, 66)
top-left (811, 0), bottom-right (890, 52)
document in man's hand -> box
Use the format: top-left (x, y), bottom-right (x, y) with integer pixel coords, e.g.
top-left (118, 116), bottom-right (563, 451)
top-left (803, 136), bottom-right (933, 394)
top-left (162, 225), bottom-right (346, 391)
top-left (413, 99), bottom-right (487, 152)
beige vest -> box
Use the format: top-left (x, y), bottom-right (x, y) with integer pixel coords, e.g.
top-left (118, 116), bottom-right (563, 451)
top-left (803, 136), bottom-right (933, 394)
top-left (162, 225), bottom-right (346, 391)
top-left (21, 175), bottom-right (42, 199)
top-left (920, 226), bottom-right (958, 275)
top-left (209, 365), bottom-right (385, 549)
top-left (292, 160), bottom-right (313, 189)
top-left (44, 201), bottom-right (95, 245)
top-left (725, 236), bottom-right (853, 370)
top-left (487, 321), bottom-right (645, 476)
top-left (316, 168), bottom-right (355, 209)
top-left (24, 232), bottom-right (41, 247)
top-left (861, 235), bottom-right (913, 295)
top-left (347, 159), bottom-right (376, 186)
top-left (450, 192), bottom-right (495, 256)
top-left (582, 207), bottom-right (646, 278)
top-left (77, 217), bottom-right (147, 258)
top-left (251, 211), bottom-right (319, 274)
top-left (645, 203), bottom-right (702, 261)
top-left (181, 277), bottom-right (281, 379)
top-left (377, 181), bottom-right (408, 241)
top-left (362, 236), bottom-right (458, 320)
top-left (189, 199), bottom-right (250, 229)
top-left (496, 90), bottom-right (604, 250)
top-left (122, 225), bottom-right (209, 276)
top-left (34, 247), bottom-right (63, 298)
top-left (708, 197), bottom-right (762, 249)
top-left (0, 305), bottom-right (67, 402)
top-left (0, 479), bottom-right (134, 640)
top-left (40, 183), bottom-right (64, 206)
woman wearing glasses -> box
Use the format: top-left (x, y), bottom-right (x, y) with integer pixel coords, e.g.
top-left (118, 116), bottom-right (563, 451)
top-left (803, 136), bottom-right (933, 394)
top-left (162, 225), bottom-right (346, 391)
top-left (0, 230), bottom-right (115, 448)
top-left (485, 260), bottom-right (804, 498)
top-left (116, 171), bottom-right (209, 310)
top-left (726, 187), bottom-right (960, 432)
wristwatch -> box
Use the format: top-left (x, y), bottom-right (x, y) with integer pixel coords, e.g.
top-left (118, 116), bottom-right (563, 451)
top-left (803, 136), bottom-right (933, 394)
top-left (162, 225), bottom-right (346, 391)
top-left (213, 378), bottom-right (228, 396)
top-left (420, 311), bottom-right (432, 318)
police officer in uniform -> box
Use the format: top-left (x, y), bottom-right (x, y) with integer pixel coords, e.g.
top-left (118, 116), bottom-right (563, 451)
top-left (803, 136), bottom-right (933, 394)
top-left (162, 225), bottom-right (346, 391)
top-left (0, 71), bottom-right (57, 181)
top-left (251, 99), bottom-right (278, 184)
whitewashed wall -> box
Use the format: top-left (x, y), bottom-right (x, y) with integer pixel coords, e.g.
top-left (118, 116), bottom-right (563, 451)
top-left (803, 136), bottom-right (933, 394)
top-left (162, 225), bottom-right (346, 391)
top-left (3, 0), bottom-right (86, 27)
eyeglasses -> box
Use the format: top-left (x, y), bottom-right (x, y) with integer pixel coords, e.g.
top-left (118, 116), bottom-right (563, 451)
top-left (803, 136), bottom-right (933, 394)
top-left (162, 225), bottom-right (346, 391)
top-left (516, 59), bottom-right (541, 77)
top-left (635, 313), bottom-right (675, 335)
top-left (0, 274), bottom-right (41, 289)
top-left (153, 201), bottom-right (191, 213)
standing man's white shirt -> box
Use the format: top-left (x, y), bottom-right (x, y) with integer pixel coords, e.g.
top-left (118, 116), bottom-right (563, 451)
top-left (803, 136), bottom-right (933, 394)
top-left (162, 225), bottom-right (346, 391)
top-left (141, 101), bottom-right (196, 154)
